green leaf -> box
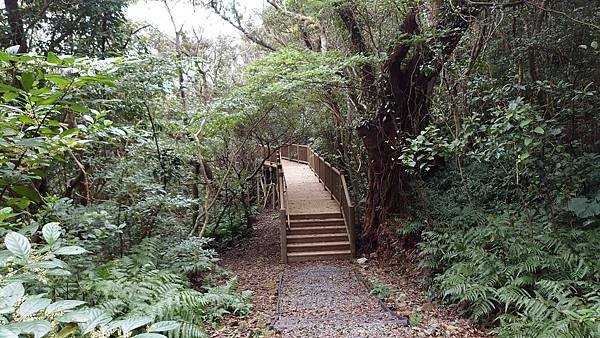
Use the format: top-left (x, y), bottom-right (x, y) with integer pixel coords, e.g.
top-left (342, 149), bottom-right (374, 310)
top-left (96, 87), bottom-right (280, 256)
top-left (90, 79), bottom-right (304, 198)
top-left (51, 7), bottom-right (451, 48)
top-left (0, 282), bottom-right (25, 308)
top-left (75, 309), bottom-right (112, 334)
top-left (54, 246), bottom-right (87, 255)
top-left (567, 197), bottom-right (600, 218)
top-left (47, 52), bottom-right (61, 65)
top-left (18, 115), bottom-right (36, 124)
top-left (42, 222), bottom-right (61, 244)
top-left (11, 185), bottom-right (41, 202)
top-left (524, 138), bottom-right (533, 146)
top-left (0, 327), bottom-right (18, 338)
top-left (37, 93), bottom-right (62, 105)
top-left (5, 197), bottom-right (31, 210)
top-left (60, 128), bottom-right (80, 137)
top-left (29, 260), bottom-right (64, 269)
top-left (112, 316), bottom-right (153, 334)
top-left (45, 75), bottom-right (71, 89)
top-left (19, 72), bottom-right (35, 91)
top-left (12, 185), bottom-right (41, 202)
top-left (0, 51), bottom-right (14, 62)
top-left (2, 91), bottom-right (19, 102)
top-left (46, 300), bottom-right (86, 314)
top-left (69, 104), bottom-right (88, 113)
top-left (147, 321), bottom-right (180, 332)
top-left (133, 334), bottom-right (168, 338)
top-left (18, 298), bottom-right (51, 317)
top-left (0, 84), bottom-right (19, 93)
top-left (57, 310), bottom-right (92, 323)
top-left (519, 119), bottom-right (532, 128)
top-left (8, 320), bottom-right (51, 338)
top-left (4, 232), bottom-right (31, 258)
top-left (82, 115), bottom-right (94, 123)
top-left (533, 127), bottom-right (544, 134)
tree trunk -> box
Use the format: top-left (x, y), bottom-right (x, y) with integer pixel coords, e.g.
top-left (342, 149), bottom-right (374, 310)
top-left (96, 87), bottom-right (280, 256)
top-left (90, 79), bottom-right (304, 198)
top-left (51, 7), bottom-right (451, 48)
top-left (339, 2), bottom-right (475, 252)
top-left (4, 0), bottom-right (27, 53)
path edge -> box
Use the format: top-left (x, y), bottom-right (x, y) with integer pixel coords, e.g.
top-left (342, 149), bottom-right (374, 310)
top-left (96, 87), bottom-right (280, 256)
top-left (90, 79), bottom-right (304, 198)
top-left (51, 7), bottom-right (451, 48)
top-left (268, 270), bottom-right (286, 332)
top-left (354, 267), bottom-right (410, 326)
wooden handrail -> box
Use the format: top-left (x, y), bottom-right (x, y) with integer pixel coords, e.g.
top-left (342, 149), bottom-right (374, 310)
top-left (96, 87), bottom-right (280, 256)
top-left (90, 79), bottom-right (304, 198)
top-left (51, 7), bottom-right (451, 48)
top-left (276, 157), bottom-right (288, 264)
top-left (258, 143), bottom-right (356, 259)
top-left (277, 144), bottom-right (356, 258)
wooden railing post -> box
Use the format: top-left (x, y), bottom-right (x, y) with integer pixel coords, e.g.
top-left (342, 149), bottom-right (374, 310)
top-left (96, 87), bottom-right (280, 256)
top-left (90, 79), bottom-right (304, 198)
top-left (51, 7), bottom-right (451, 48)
top-left (348, 204), bottom-right (356, 257)
top-left (340, 170), bottom-right (356, 258)
top-left (276, 159), bottom-right (288, 264)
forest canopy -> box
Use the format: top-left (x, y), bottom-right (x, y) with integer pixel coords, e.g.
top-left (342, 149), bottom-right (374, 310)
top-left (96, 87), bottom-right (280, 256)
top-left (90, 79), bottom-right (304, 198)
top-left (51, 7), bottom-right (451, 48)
top-left (0, 0), bottom-right (599, 337)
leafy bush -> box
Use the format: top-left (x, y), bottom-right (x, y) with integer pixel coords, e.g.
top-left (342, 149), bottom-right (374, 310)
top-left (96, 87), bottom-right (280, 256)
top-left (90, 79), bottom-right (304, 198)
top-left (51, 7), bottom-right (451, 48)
top-left (0, 224), bottom-right (251, 338)
top-left (414, 162), bottom-right (600, 338)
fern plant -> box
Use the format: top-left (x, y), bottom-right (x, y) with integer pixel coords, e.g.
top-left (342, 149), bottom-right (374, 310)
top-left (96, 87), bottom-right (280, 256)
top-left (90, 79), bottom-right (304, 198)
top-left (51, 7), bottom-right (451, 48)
top-left (415, 161), bottom-right (600, 338)
top-left (78, 237), bottom-right (251, 338)
top-left (0, 222), bottom-right (251, 338)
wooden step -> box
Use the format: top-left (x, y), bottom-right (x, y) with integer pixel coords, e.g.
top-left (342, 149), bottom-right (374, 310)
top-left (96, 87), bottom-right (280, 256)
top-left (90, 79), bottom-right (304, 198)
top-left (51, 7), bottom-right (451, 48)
top-left (289, 218), bottom-right (344, 227)
top-left (287, 233), bottom-right (349, 243)
top-left (288, 226), bottom-right (346, 235)
top-left (287, 249), bottom-right (352, 262)
top-left (289, 212), bottom-right (342, 220)
top-left (287, 241), bottom-right (350, 252)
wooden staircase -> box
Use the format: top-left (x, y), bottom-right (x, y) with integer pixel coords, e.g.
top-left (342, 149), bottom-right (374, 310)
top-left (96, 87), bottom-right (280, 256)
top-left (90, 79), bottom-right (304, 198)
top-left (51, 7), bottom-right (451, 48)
top-left (262, 144), bottom-right (356, 263)
top-left (286, 212), bottom-right (352, 262)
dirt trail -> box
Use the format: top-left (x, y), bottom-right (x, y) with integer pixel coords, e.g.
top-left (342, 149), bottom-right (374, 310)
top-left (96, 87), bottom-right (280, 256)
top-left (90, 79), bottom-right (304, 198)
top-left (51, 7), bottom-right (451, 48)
top-left (211, 212), bottom-right (491, 338)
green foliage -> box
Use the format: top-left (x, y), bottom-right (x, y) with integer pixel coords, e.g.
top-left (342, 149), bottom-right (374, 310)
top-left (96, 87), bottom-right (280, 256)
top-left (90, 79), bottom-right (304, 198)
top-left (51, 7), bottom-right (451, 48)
top-left (369, 277), bottom-right (396, 300)
top-left (0, 225), bottom-right (251, 338)
top-left (0, 52), bottom-right (119, 211)
top-left (0, 0), bottom-right (130, 57)
top-left (415, 162), bottom-right (600, 338)
top-left (78, 238), bottom-right (250, 338)
top-left (0, 27), bottom-right (258, 338)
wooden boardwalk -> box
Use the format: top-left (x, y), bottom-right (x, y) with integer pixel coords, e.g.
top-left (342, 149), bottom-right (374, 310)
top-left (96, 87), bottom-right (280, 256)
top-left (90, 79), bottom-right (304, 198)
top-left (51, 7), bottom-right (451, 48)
top-left (280, 159), bottom-right (352, 262)
top-left (281, 159), bottom-right (340, 215)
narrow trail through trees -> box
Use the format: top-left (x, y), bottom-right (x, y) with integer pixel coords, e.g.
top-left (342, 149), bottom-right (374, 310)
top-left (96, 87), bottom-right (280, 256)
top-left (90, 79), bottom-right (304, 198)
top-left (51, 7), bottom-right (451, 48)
top-left (272, 263), bottom-right (408, 337)
top-left (214, 212), bottom-right (490, 338)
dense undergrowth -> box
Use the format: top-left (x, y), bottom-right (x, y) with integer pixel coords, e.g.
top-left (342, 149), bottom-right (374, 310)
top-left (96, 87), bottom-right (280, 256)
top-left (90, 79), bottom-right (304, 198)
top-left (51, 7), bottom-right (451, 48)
top-left (0, 2), bottom-right (259, 335)
top-left (1, 228), bottom-right (251, 337)
top-left (403, 160), bottom-right (600, 337)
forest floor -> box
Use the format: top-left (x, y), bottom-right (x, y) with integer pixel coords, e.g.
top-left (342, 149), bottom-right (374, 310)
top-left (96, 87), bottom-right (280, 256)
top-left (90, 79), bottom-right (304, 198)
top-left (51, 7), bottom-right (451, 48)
top-left (208, 211), bottom-right (492, 338)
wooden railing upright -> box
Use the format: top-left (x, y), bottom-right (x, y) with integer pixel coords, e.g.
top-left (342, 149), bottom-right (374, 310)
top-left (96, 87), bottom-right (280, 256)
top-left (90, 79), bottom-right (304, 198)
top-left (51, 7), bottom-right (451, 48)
top-left (275, 156), bottom-right (289, 263)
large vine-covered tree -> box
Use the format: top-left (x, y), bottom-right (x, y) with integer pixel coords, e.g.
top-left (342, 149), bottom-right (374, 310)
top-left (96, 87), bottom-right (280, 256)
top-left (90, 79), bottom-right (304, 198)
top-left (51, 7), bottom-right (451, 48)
top-left (336, 1), bottom-right (479, 250)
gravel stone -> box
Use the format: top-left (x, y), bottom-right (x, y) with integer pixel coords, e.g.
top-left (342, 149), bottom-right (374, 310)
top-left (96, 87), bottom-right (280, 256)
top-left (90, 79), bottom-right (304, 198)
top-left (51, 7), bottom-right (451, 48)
top-left (272, 262), bottom-right (410, 337)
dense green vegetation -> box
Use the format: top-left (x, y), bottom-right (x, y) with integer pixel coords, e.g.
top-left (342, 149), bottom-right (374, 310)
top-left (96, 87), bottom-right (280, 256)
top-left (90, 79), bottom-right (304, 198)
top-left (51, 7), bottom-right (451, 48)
top-left (1, 0), bottom-right (599, 337)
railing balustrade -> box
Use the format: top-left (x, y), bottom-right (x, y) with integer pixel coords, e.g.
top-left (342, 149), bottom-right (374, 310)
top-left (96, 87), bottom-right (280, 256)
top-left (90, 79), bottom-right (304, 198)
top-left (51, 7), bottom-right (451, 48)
top-left (277, 144), bottom-right (356, 257)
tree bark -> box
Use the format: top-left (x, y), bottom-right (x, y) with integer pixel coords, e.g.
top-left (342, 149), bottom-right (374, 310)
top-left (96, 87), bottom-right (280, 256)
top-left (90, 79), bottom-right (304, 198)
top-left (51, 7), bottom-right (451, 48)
top-left (340, 2), bottom-right (475, 252)
top-left (4, 0), bottom-right (27, 53)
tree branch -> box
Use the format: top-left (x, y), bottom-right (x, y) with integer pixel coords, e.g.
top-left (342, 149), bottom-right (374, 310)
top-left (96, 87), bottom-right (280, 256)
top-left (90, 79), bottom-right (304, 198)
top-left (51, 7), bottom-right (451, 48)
top-left (210, 0), bottom-right (276, 51)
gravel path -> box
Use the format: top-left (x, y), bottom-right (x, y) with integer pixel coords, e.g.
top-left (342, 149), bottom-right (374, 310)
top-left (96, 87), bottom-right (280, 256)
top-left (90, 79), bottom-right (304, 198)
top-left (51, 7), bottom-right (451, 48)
top-left (210, 211), bottom-right (491, 338)
top-left (272, 262), bottom-right (410, 338)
